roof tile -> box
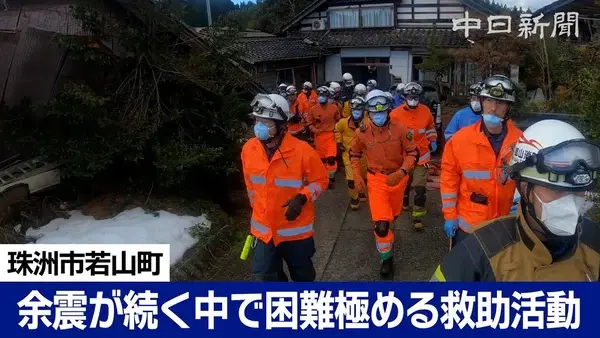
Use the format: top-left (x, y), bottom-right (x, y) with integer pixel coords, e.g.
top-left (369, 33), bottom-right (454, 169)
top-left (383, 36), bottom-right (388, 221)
top-left (290, 28), bottom-right (470, 48)
top-left (236, 37), bottom-right (327, 63)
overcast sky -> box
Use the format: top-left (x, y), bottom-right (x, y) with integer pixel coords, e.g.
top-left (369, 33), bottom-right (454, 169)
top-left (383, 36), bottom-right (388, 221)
top-left (231, 0), bottom-right (556, 11)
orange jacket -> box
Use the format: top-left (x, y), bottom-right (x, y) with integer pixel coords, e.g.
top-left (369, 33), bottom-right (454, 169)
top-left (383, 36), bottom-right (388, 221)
top-left (349, 119), bottom-right (418, 176)
top-left (288, 99), bottom-right (308, 135)
top-left (306, 103), bottom-right (341, 134)
top-left (241, 133), bottom-right (329, 246)
top-left (440, 120), bottom-right (523, 233)
top-left (390, 103), bottom-right (437, 165)
top-left (298, 90), bottom-right (318, 108)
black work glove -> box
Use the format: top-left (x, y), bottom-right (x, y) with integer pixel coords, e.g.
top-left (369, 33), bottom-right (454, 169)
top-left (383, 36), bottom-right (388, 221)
top-left (282, 193), bottom-right (308, 221)
top-left (289, 114), bottom-right (302, 124)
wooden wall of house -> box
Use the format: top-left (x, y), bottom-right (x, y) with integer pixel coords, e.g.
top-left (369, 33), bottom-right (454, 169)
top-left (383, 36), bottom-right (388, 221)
top-left (294, 0), bottom-right (468, 31)
top-left (252, 59), bottom-right (323, 92)
top-left (0, 3), bottom-right (87, 106)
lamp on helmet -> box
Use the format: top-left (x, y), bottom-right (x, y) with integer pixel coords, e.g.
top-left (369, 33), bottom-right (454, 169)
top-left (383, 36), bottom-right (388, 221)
top-left (479, 75), bottom-right (515, 103)
top-left (507, 120), bottom-right (600, 192)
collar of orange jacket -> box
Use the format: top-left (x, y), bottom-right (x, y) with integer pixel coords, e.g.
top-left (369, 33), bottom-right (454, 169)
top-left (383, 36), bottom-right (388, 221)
top-left (472, 119), bottom-right (519, 145)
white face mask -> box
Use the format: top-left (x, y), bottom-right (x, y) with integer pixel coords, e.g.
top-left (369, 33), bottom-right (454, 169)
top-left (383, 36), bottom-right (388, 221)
top-left (407, 99), bottom-right (418, 107)
top-left (470, 100), bottom-right (482, 112)
top-left (534, 192), bottom-right (586, 236)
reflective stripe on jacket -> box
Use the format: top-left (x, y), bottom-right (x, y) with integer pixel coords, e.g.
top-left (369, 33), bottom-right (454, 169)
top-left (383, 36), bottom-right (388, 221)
top-left (390, 103), bottom-right (437, 165)
top-left (241, 133), bottom-right (329, 245)
top-left (440, 120), bottom-right (522, 233)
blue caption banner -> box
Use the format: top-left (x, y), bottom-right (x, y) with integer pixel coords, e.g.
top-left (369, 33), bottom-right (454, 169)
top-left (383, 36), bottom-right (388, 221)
top-left (0, 282), bottom-right (596, 337)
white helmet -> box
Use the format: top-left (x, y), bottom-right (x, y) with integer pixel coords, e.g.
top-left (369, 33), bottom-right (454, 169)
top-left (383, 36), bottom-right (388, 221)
top-left (329, 81), bottom-right (341, 92)
top-left (364, 89), bottom-right (391, 113)
top-left (303, 82), bottom-right (313, 90)
top-left (278, 83), bottom-right (287, 90)
top-left (384, 91), bottom-right (394, 103)
top-left (509, 120), bottom-right (600, 191)
top-left (366, 79), bottom-right (378, 91)
top-left (286, 85), bottom-right (297, 96)
top-left (250, 93), bottom-right (291, 122)
top-left (327, 87), bottom-right (335, 97)
top-left (479, 75), bottom-right (516, 103)
top-left (342, 73), bottom-right (354, 87)
top-left (354, 83), bottom-right (367, 96)
top-left (396, 83), bottom-right (406, 92)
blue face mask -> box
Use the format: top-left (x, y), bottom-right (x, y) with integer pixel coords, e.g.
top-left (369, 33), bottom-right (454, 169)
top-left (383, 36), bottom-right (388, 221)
top-left (370, 112), bottom-right (387, 127)
top-left (351, 110), bottom-right (363, 120)
top-left (482, 113), bottom-right (503, 128)
top-left (254, 121), bottom-right (271, 141)
top-left (318, 96), bottom-right (327, 104)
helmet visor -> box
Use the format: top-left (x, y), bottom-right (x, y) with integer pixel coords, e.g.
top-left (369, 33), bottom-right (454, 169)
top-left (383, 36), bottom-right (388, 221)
top-left (366, 96), bottom-right (390, 113)
top-left (541, 140), bottom-right (600, 174)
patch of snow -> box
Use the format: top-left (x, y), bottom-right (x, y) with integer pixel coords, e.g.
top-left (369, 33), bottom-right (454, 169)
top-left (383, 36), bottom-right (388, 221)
top-left (24, 207), bottom-right (211, 265)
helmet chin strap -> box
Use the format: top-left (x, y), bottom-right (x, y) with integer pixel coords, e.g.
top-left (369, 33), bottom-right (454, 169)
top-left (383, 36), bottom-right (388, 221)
top-left (519, 182), bottom-right (579, 260)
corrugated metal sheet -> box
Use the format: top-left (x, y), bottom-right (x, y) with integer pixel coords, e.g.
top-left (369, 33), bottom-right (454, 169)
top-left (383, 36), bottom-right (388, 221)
top-left (3, 27), bottom-right (66, 105)
top-left (0, 32), bottom-right (18, 100)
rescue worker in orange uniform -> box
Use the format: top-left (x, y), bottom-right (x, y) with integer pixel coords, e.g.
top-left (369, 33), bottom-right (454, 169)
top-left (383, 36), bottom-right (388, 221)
top-left (286, 85), bottom-right (309, 142)
top-left (349, 89), bottom-right (418, 278)
top-left (390, 82), bottom-right (437, 230)
top-left (306, 86), bottom-right (341, 188)
top-left (298, 81), bottom-right (318, 108)
top-left (335, 97), bottom-right (368, 210)
top-left (432, 120), bottom-right (600, 282)
top-left (241, 93), bottom-right (329, 282)
top-left (441, 75), bottom-right (523, 248)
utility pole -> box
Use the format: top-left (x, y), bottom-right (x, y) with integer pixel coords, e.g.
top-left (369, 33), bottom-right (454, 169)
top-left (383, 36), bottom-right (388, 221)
top-left (206, 0), bottom-right (212, 26)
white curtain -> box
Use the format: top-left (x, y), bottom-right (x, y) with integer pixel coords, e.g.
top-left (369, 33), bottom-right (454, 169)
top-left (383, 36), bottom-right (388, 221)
top-left (361, 7), bottom-right (393, 28)
top-left (329, 9), bottom-right (359, 29)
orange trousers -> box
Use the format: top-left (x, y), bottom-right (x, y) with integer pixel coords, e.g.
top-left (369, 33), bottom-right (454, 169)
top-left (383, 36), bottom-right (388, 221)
top-left (314, 131), bottom-right (338, 176)
top-left (366, 172), bottom-right (409, 259)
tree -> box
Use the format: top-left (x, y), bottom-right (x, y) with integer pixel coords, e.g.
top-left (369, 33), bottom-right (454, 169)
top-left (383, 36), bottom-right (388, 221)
top-left (415, 45), bottom-right (454, 94)
top-left (1, 0), bottom-right (254, 192)
top-left (450, 30), bottom-right (531, 77)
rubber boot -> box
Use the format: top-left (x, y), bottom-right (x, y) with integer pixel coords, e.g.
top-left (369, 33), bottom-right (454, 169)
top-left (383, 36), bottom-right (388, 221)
top-left (412, 208), bottom-right (427, 231)
top-left (380, 257), bottom-right (394, 279)
top-left (358, 193), bottom-right (367, 202)
top-left (350, 198), bottom-right (360, 210)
